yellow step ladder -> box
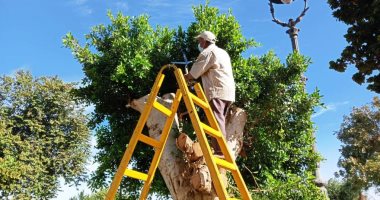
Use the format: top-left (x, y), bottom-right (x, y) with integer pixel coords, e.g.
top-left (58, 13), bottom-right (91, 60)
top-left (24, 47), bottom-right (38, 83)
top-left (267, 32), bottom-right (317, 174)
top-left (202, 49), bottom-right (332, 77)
top-left (106, 65), bottom-right (252, 200)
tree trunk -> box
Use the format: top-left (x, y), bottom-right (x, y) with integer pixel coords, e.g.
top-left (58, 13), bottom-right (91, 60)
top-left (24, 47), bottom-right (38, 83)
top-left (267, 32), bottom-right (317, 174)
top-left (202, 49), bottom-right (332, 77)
top-left (129, 93), bottom-right (247, 200)
top-left (358, 192), bottom-right (367, 200)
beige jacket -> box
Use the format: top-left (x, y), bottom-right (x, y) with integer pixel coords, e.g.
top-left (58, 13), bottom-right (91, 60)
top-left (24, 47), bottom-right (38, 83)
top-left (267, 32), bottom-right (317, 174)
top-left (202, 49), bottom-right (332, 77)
top-left (189, 44), bottom-right (235, 102)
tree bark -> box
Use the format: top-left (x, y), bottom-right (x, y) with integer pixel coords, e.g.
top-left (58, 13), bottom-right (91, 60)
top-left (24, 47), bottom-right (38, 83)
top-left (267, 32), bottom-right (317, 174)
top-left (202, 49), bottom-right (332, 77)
top-left (129, 93), bottom-right (247, 200)
top-left (358, 192), bottom-right (367, 200)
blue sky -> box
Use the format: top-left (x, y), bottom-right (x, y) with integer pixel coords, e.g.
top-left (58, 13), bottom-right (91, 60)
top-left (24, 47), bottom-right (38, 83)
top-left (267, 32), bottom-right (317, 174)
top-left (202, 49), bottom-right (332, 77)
top-left (1, 0), bottom-right (378, 199)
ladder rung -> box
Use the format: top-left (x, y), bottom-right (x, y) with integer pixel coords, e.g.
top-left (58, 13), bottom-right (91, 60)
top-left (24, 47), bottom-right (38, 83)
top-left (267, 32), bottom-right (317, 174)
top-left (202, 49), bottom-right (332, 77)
top-left (200, 122), bottom-right (222, 138)
top-left (153, 101), bottom-right (172, 117)
top-left (124, 169), bottom-right (148, 181)
top-left (189, 93), bottom-right (209, 109)
top-left (214, 156), bottom-right (237, 171)
top-left (138, 134), bottom-right (161, 149)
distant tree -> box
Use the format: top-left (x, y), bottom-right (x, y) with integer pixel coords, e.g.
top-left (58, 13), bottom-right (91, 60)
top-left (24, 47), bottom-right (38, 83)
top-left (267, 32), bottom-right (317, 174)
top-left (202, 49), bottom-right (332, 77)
top-left (336, 97), bottom-right (380, 194)
top-left (0, 71), bottom-right (90, 199)
top-left (64, 3), bottom-right (324, 199)
top-left (326, 178), bottom-right (360, 200)
top-left (69, 189), bottom-right (108, 200)
top-left (327, 0), bottom-right (380, 93)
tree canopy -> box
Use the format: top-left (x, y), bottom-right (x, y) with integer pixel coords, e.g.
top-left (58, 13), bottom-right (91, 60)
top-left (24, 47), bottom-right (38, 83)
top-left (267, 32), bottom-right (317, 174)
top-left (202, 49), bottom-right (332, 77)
top-left (64, 3), bottom-right (324, 199)
top-left (328, 0), bottom-right (380, 93)
top-left (326, 178), bottom-right (360, 200)
top-left (336, 97), bottom-right (380, 192)
top-left (0, 71), bottom-right (90, 199)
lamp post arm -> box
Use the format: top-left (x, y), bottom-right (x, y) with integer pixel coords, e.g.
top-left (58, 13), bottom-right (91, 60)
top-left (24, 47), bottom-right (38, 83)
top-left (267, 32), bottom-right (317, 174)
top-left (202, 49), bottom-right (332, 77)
top-left (294, 0), bottom-right (309, 25)
top-left (269, 2), bottom-right (289, 27)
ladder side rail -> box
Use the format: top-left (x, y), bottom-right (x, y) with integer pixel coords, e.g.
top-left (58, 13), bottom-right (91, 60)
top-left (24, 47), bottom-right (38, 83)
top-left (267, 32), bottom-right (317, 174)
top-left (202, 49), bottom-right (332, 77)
top-left (193, 83), bottom-right (220, 133)
top-left (106, 71), bottom-right (166, 200)
top-left (174, 68), bottom-right (230, 200)
top-left (194, 83), bottom-right (252, 200)
top-left (139, 90), bottom-right (183, 199)
top-left (193, 83), bottom-right (235, 163)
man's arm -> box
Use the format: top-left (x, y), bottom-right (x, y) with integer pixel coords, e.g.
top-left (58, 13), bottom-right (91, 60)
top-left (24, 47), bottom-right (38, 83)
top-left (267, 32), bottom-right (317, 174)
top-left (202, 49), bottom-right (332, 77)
top-left (188, 52), bottom-right (213, 79)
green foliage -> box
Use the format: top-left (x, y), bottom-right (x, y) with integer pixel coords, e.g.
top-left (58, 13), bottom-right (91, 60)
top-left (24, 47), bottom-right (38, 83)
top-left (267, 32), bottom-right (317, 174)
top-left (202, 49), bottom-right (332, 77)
top-left (64, 3), bottom-right (322, 199)
top-left (327, 0), bottom-right (380, 93)
top-left (69, 189), bottom-right (107, 200)
top-left (69, 188), bottom-right (165, 200)
top-left (235, 52), bottom-right (322, 185)
top-left (326, 178), bottom-right (360, 200)
top-left (252, 173), bottom-right (326, 200)
top-left (187, 3), bottom-right (258, 61)
top-left (63, 11), bottom-right (177, 197)
top-left (0, 71), bottom-right (90, 199)
top-left (335, 97), bottom-right (380, 191)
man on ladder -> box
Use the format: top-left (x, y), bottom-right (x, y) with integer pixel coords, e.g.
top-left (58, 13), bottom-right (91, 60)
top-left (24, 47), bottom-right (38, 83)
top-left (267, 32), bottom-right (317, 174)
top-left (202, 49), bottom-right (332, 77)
top-left (106, 30), bottom-right (251, 200)
top-left (185, 30), bottom-right (235, 157)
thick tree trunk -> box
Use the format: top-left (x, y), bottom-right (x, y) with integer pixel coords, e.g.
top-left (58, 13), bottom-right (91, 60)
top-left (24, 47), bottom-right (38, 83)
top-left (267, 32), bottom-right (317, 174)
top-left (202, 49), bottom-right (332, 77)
top-left (129, 93), bottom-right (247, 200)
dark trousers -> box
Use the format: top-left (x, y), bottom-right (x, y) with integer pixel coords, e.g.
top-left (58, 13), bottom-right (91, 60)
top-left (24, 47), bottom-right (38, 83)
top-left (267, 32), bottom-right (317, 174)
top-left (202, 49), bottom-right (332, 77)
top-left (209, 98), bottom-right (231, 155)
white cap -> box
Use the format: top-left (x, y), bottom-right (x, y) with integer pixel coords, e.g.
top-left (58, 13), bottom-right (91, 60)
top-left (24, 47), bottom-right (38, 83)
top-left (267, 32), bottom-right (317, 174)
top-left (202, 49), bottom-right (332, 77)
top-left (195, 31), bottom-right (217, 44)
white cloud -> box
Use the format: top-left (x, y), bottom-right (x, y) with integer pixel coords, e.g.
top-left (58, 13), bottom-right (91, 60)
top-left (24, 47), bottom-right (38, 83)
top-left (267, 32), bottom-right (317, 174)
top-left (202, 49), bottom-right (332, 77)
top-left (80, 6), bottom-right (93, 15)
top-left (68, 0), bottom-right (93, 16)
top-left (138, 0), bottom-right (193, 26)
top-left (312, 104), bottom-right (335, 118)
top-left (115, 2), bottom-right (129, 11)
top-left (72, 0), bottom-right (88, 5)
top-left (312, 101), bottom-right (349, 118)
top-left (211, 0), bottom-right (242, 12)
top-left (144, 0), bottom-right (172, 8)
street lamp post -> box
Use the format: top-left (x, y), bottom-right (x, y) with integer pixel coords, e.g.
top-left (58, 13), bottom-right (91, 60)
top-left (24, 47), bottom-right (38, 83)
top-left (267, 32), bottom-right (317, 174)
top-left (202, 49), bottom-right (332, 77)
top-left (268, 0), bottom-right (328, 197)
top-left (269, 0), bottom-right (309, 52)
top-left (286, 20), bottom-right (300, 52)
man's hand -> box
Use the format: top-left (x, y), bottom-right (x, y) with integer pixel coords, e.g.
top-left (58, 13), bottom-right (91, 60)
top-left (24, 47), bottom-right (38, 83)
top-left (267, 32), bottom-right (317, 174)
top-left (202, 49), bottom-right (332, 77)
top-left (184, 73), bottom-right (196, 86)
top-left (184, 73), bottom-right (194, 81)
